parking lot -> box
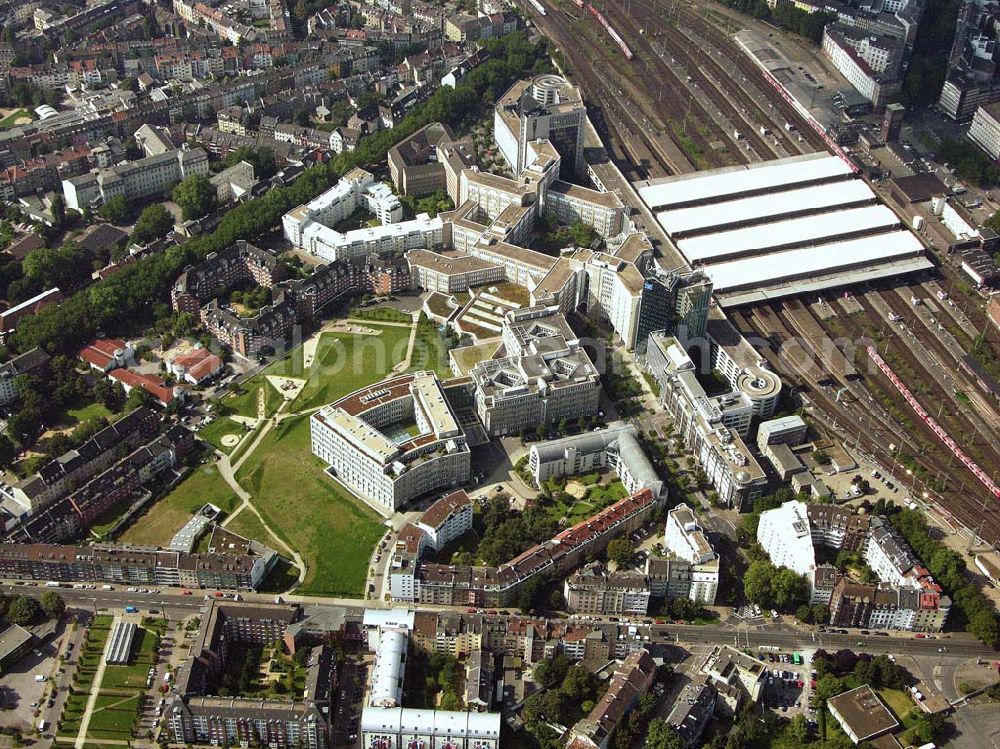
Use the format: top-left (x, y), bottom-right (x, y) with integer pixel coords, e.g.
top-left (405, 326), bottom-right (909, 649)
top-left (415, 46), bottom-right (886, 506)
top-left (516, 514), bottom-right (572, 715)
top-left (0, 617), bottom-right (77, 739)
top-left (757, 647), bottom-right (817, 727)
top-left (331, 655), bottom-right (369, 747)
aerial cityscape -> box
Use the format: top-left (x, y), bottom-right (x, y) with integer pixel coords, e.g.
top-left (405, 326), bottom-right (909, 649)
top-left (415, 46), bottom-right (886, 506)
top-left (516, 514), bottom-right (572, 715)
top-left (0, 0), bottom-right (998, 747)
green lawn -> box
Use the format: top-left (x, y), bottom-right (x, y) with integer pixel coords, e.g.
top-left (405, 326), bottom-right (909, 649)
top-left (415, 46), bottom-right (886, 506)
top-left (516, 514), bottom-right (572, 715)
top-left (86, 692), bottom-right (140, 740)
top-left (65, 401), bottom-right (113, 425)
top-left (407, 316), bottom-right (453, 377)
top-left (225, 509), bottom-right (272, 546)
top-left (0, 108), bottom-right (30, 129)
top-left (89, 498), bottom-right (136, 538)
top-left (198, 416), bottom-right (247, 453)
top-left (118, 464), bottom-right (239, 547)
top-left (236, 414), bottom-right (385, 596)
top-left (290, 325), bottom-right (411, 412)
top-left (220, 377), bottom-right (284, 419)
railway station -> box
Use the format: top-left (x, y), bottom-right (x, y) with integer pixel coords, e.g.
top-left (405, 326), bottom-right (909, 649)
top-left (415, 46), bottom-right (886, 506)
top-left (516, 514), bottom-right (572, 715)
top-left (635, 154), bottom-right (933, 306)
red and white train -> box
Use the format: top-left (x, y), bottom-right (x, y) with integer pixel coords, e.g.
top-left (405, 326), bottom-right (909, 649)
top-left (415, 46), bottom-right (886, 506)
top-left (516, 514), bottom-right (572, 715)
top-left (867, 345), bottom-right (1000, 499)
top-left (529, 0), bottom-right (634, 60)
top-left (585, 3), bottom-right (634, 60)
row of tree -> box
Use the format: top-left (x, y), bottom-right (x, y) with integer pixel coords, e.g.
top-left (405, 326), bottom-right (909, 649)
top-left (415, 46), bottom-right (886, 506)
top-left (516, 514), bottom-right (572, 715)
top-left (0, 591), bottom-right (65, 626)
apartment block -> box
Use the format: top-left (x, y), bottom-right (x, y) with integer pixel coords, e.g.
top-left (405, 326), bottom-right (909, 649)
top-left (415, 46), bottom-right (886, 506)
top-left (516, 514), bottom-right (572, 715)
top-left (563, 562), bottom-right (651, 616)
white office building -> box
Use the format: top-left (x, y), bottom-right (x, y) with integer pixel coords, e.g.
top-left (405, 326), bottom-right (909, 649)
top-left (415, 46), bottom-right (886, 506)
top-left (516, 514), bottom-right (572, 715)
top-left (62, 146), bottom-right (209, 211)
top-left (756, 500), bottom-right (817, 577)
top-left (283, 168), bottom-right (441, 262)
top-left (645, 332), bottom-right (768, 510)
top-left (663, 503), bottom-right (719, 604)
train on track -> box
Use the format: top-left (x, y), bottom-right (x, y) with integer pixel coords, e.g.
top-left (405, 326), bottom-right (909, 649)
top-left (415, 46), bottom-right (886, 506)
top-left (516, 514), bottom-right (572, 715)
top-left (867, 345), bottom-right (1000, 499)
top-left (528, 0), bottom-right (634, 60)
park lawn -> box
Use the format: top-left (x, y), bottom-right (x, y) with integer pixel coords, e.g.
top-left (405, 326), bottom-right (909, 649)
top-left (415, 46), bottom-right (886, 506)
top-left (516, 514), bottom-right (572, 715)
top-left (65, 401), bottom-right (113, 425)
top-left (87, 692), bottom-right (140, 740)
top-left (221, 376), bottom-right (283, 419)
top-left (236, 414), bottom-right (385, 597)
top-left (0, 108), bottom-right (30, 128)
top-left (260, 342), bottom-right (305, 379)
top-left (406, 316), bottom-right (453, 377)
top-left (198, 416), bottom-right (247, 453)
top-left (225, 509), bottom-right (273, 546)
top-left (118, 464), bottom-right (239, 547)
top-left (291, 325), bottom-right (411, 412)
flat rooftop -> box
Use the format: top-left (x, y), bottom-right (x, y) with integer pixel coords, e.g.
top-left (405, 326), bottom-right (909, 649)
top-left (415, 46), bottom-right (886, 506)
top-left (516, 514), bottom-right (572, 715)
top-left (657, 180), bottom-right (875, 237)
top-left (705, 230), bottom-right (925, 292)
top-left (827, 685), bottom-right (899, 742)
top-left (636, 153), bottom-right (852, 210)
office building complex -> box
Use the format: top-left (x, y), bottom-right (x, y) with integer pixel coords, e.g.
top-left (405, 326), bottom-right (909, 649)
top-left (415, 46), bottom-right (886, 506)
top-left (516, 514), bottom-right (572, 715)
top-left (527, 422), bottom-right (665, 499)
top-left (310, 371), bottom-right (471, 512)
top-left (469, 306), bottom-right (600, 437)
top-left (645, 332), bottom-right (770, 510)
top-left (283, 168), bottom-right (443, 263)
top-left (63, 141), bottom-right (208, 211)
top-left (494, 74), bottom-right (586, 176)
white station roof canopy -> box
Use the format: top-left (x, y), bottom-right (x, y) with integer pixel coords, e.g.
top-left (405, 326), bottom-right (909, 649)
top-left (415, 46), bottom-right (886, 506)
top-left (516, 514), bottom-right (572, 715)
top-left (678, 205), bottom-right (900, 263)
top-left (637, 153), bottom-right (853, 210)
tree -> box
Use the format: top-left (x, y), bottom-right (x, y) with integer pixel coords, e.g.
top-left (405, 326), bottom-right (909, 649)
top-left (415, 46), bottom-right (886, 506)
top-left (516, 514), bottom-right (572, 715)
top-left (743, 559), bottom-right (775, 608)
top-left (98, 194), bottom-right (130, 223)
top-left (0, 433), bottom-right (16, 468)
top-left (7, 595), bottom-right (40, 625)
top-left (646, 719), bottom-right (683, 749)
top-left (913, 713), bottom-right (946, 744)
top-left (50, 194), bottom-right (65, 225)
top-left (786, 714), bottom-right (809, 744)
top-left (125, 385), bottom-right (154, 411)
top-left (607, 538), bottom-right (634, 567)
top-left (132, 204), bottom-right (174, 243)
top-left (171, 174), bottom-right (218, 221)
top-left (40, 590), bottom-right (65, 619)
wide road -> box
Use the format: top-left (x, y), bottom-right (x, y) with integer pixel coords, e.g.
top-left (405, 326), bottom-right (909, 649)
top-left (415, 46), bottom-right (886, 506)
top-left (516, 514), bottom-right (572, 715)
top-left (9, 583), bottom-right (996, 660)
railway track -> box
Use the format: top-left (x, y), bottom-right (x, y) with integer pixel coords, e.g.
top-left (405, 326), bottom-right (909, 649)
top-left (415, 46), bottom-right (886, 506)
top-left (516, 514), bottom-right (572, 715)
top-left (622, 0), bottom-right (805, 158)
top-left (877, 288), bottom-right (1000, 434)
top-left (531, 2), bottom-right (699, 174)
top-left (595, 0), bottom-right (765, 162)
top-left (678, 7), bottom-right (829, 153)
top-left (739, 301), bottom-right (1000, 544)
